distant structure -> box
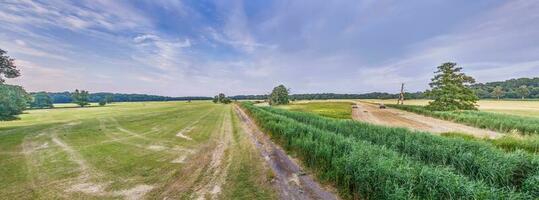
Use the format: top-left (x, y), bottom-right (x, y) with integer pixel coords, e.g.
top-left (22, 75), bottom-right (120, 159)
top-left (397, 83), bottom-right (405, 105)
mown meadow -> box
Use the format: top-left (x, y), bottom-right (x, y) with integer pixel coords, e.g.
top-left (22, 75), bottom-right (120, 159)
top-left (240, 102), bottom-right (539, 199)
top-left (0, 101), bottom-right (274, 199)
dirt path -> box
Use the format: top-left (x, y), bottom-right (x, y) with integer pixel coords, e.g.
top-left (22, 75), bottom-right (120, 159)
top-left (352, 101), bottom-right (501, 139)
top-left (234, 105), bottom-right (338, 200)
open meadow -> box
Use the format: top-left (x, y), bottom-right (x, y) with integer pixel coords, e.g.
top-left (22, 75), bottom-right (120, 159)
top-left (0, 101), bottom-right (275, 199)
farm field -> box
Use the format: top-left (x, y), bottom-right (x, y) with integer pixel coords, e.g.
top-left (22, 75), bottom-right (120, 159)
top-left (240, 102), bottom-right (539, 199)
top-left (0, 101), bottom-right (275, 199)
top-left (362, 99), bottom-right (539, 117)
top-left (276, 101), bottom-right (353, 119)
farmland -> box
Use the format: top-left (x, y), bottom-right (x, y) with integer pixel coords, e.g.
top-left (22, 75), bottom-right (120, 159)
top-left (362, 99), bottom-right (539, 117)
top-left (277, 101), bottom-right (353, 119)
top-left (0, 101), bottom-right (275, 199)
top-left (240, 102), bottom-right (539, 199)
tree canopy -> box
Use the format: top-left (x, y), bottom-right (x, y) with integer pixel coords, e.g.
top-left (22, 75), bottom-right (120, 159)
top-left (0, 49), bottom-right (20, 83)
top-left (0, 84), bottom-right (30, 120)
top-left (426, 62), bottom-right (478, 111)
top-left (213, 93), bottom-right (231, 104)
top-left (71, 89), bottom-right (90, 107)
top-left (269, 85), bottom-right (289, 105)
top-left (30, 92), bottom-right (53, 108)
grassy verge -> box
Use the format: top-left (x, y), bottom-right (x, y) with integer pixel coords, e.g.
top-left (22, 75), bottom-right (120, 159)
top-left (221, 109), bottom-right (276, 200)
top-left (388, 104), bottom-right (539, 135)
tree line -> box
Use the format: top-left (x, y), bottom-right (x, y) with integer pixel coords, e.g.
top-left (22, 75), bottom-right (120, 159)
top-left (42, 92), bottom-right (212, 104)
top-left (470, 77), bottom-right (539, 99)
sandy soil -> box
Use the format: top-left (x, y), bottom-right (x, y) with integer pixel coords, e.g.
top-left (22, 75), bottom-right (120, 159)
top-left (234, 105), bottom-right (338, 200)
top-left (352, 101), bottom-right (502, 139)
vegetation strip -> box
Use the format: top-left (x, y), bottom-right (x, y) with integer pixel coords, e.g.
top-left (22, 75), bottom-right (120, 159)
top-left (260, 105), bottom-right (539, 195)
top-left (388, 104), bottom-right (539, 135)
top-left (240, 102), bottom-right (532, 199)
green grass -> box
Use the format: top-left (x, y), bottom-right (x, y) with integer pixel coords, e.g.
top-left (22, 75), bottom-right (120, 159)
top-left (241, 102), bottom-right (536, 199)
top-left (0, 101), bottom-right (274, 199)
top-left (277, 101), bottom-right (353, 119)
top-left (222, 109), bottom-right (276, 200)
top-left (441, 132), bottom-right (539, 154)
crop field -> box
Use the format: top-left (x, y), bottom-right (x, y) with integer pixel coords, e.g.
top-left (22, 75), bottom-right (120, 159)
top-left (276, 101), bottom-right (353, 119)
top-left (240, 102), bottom-right (539, 199)
top-left (362, 99), bottom-right (539, 117)
top-left (0, 101), bottom-right (275, 199)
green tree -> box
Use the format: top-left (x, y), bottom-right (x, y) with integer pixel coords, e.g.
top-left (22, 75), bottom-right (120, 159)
top-left (269, 84), bottom-right (290, 105)
top-left (218, 93), bottom-right (226, 103)
top-left (221, 97), bottom-right (232, 104)
top-left (31, 92), bottom-right (53, 108)
top-left (0, 49), bottom-right (21, 83)
top-left (72, 89), bottom-right (90, 107)
top-left (0, 84), bottom-right (30, 120)
top-left (517, 85), bottom-right (530, 99)
top-left (105, 95), bottom-right (113, 103)
top-left (491, 86), bottom-right (504, 100)
top-left (213, 93), bottom-right (231, 104)
top-left (425, 62), bottom-right (478, 111)
top-left (98, 99), bottom-right (107, 106)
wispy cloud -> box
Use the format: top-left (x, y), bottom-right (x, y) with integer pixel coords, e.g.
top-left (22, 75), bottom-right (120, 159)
top-left (1, 0), bottom-right (538, 96)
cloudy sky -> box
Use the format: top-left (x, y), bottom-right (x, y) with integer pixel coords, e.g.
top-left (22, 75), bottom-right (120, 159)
top-left (1, 0), bottom-right (538, 96)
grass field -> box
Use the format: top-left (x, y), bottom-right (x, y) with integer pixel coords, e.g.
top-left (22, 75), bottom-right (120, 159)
top-left (277, 101), bottom-right (353, 119)
top-left (362, 99), bottom-right (539, 117)
top-left (0, 101), bottom-right (274, 199)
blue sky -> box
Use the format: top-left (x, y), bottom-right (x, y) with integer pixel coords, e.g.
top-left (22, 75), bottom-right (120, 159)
top-left (1, 0), bottom-right (538, 96)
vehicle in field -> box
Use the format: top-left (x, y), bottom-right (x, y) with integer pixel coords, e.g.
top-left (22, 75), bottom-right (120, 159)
top-left (379, 103), bottom-right (386, 109)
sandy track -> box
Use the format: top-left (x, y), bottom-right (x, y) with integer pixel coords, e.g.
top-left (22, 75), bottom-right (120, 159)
top-left (352, 101), bottom-right (501, 139)
top-left (234, 105), bottom-right (338, 200)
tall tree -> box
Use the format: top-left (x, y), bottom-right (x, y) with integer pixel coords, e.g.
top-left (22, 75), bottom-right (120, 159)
top-left (491, 86), bottom-right (504, 100)
top-left (31, 92), bottom-right (54, 108)
top-left (72, 89), bottom-right (90, 107)
top-left (0, 49), bottom-right (21, 83)
top-left (0, 84), bottom-right (30, 120)
top-left (517, 85), bottom-right (530, 99)
top-left (426, 62), bottom-right (478, 111)
top-left (269, 84), bottom-right (290, 105)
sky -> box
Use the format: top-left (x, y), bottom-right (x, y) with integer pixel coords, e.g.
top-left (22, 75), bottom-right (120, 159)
top-left (1, 0), bottom-right (538, 96)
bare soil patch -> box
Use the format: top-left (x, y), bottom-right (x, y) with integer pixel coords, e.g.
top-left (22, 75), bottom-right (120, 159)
top-left (353, 101), bottom-right (501, 139)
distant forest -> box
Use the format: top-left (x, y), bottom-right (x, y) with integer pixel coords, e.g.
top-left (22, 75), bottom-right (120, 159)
top-left (470, 77), bottom-right (539, 99)
top-left (38, 92), bottom-right (212, 103)
top-left (36, 77), bottom-right (539, 103)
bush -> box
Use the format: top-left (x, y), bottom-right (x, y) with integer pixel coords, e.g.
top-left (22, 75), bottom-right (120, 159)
top-left (0, 84), bottom-right (29, 120)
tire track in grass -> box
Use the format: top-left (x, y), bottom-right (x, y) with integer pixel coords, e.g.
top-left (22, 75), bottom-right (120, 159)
top-left (22, 122), bottom-right (156, 199)
top-left (175, 108), bottom-right (217, 141)
top-left (192, 108), bottom-right (233, 199)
